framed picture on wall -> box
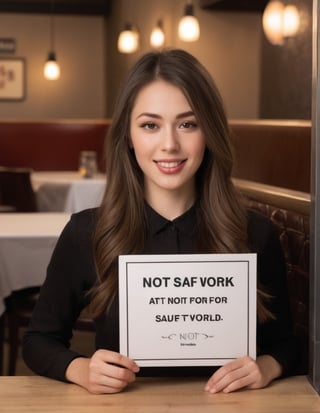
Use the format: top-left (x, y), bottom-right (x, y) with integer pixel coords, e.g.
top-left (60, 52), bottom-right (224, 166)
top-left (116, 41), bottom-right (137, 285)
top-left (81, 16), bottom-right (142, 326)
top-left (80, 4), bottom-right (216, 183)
top-left (0, 58), bottom-right (25, 101)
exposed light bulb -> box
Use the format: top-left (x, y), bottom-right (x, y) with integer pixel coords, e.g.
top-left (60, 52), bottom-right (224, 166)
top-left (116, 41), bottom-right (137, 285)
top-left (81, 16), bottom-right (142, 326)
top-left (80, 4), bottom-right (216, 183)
top-left (178, 2), bottom-right (200, 42)
top-left (283, 5), bottom-right (300, 37)
top-left (262, 1), bottom-right (300, 45)
top-left (150, 21), bottom-right (165, 48)
top-left (43, 52), bottom-right (60, 80)
top-left (262, 1), bottom-right (285, 45)
top-left (118, 24), bottom-right (139, 54)
top-left (44, 2), bottom-right (60, 80)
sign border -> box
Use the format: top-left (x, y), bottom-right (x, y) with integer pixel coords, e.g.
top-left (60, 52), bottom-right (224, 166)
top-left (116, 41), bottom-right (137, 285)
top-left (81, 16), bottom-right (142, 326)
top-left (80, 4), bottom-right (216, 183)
top-left (119, 253), bottom-right (256, 367)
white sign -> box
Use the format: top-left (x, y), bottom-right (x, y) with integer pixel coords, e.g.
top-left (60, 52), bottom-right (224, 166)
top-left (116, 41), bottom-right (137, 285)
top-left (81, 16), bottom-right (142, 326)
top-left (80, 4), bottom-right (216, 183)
top-left (119, 253), bottom-right (256, 367)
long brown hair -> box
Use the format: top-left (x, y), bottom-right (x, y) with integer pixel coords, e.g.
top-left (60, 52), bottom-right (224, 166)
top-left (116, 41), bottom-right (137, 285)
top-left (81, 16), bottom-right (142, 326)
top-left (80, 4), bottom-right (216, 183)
top-left (90, 49), bottom-right (272, 322)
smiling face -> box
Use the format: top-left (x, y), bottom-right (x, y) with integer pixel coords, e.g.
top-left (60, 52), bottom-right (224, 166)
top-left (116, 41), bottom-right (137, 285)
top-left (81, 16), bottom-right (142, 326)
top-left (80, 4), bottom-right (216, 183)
top-left (130, 80), bottom-right (206, 211)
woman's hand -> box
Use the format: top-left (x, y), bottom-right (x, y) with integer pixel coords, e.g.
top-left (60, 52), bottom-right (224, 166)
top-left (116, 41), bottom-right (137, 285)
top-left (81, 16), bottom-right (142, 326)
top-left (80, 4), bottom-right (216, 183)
top-left (204, 355), bottom-right (282, 394)
top-left (65, 349), bottom-right (140, 394)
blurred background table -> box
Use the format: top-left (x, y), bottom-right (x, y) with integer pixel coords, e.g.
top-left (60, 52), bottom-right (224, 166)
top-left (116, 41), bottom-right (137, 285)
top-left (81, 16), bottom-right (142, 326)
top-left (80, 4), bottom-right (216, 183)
top-left (0, 212), bottom-right (70, 316)
top-left (31, 171), bottom-right (106, 213)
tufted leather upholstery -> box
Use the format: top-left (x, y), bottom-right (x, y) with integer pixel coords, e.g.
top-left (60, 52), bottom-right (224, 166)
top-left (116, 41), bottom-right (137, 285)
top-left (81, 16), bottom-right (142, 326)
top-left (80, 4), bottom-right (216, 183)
top-left (244, 197), bottom-right (309, 375)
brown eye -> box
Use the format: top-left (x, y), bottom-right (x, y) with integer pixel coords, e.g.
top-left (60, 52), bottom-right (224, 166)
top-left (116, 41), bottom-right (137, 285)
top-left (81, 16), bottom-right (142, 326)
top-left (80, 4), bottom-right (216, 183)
top-left (142, 122), bottom-right (157, 130)
top-left (180, 121), bottom-right (197, 129)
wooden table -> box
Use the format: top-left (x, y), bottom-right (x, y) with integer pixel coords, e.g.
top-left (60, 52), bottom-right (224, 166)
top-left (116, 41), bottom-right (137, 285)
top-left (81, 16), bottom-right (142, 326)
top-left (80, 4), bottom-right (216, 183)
top-left (0, 375), bottom-right (319, 412)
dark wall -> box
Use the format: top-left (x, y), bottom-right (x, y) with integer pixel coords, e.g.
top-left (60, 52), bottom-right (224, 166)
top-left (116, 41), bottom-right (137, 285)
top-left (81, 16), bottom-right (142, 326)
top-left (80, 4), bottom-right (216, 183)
top-left (259, 0), bottom-right (312, 120)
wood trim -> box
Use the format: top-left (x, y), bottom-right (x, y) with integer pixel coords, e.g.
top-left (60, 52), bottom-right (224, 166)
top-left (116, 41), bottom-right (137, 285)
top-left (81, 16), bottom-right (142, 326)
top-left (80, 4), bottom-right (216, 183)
top-left (233, 178), bottom-right (311, 216)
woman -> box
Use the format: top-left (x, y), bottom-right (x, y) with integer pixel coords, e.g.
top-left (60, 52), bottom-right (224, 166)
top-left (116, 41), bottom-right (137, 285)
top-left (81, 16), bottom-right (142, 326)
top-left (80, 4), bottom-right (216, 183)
top-left (22, 49), bottom-right (299, 394)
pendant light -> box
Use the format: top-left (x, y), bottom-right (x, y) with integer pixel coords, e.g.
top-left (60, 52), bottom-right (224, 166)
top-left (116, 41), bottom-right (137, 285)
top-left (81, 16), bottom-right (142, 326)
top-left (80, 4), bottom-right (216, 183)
top-left (282, 4), bottom-right (300, 37)
top-left (43, 0), bottom-right (60, 80)
top-left (178, 0), bottom-right (200, 42)
top-left (150, 20), bottom-right (165, 48)
top-left (117, 23), bottom-right (139, 54)
top-left (262, 1), bottom-right (300, 46)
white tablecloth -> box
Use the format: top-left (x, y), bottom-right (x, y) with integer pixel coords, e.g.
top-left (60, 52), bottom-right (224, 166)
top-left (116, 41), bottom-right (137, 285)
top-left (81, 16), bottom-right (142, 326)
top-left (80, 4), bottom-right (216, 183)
top-left (31, 171), bottom-right (106, 213)
top-left (0, 213), bottom-right (70, 315)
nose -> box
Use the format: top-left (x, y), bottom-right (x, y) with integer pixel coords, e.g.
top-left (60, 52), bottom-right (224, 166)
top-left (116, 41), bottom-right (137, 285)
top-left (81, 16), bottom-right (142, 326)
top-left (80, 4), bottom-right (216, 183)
top-left (161, 126), bottom-right (180, 152)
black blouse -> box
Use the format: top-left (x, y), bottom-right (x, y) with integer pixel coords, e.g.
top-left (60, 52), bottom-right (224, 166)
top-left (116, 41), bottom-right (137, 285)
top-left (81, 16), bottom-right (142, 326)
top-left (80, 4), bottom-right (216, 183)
top-left (22, 205), bottom-right (299, 382)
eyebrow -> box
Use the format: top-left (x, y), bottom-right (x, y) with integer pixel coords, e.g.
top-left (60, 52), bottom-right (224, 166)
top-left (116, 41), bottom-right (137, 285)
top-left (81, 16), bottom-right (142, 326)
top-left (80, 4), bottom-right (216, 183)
top-left (135, 111), bottom-right (195, 120)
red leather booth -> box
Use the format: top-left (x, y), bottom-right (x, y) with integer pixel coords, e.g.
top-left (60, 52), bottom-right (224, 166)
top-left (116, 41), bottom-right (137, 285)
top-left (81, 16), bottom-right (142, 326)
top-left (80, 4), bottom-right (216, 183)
top-left (0, 119), bottom-right (111, 172)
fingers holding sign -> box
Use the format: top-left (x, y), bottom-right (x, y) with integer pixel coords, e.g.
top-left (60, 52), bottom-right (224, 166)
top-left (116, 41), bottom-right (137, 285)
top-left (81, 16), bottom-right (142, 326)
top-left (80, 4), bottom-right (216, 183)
top-left (66, 349), bottom-right (140, 394)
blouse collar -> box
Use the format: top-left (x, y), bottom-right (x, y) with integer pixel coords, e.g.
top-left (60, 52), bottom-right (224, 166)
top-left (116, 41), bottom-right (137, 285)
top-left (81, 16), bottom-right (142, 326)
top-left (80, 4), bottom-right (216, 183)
top-left (145, 202), bottom-right (196, 236)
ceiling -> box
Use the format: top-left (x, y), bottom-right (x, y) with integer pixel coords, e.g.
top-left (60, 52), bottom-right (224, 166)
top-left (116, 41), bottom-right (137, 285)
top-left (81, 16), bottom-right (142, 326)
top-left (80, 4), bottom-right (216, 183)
top-left (0, 0), bottom-right (112, 15)
top-left (200, 0), bottom-right (269, 12)
top-left (1, 0), bottom-right (270, 15)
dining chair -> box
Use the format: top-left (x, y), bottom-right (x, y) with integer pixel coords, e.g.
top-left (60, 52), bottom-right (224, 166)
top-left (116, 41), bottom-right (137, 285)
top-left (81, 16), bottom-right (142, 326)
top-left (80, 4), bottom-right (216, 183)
top-left (4, 287), bottom-right (40, 375)
top-left (0, 166), bottom-right (37, 212)
top-left (4, 289), bottom-right (95, 375)
top-left (0, 166), bottom-right (38, 374)
top-left (0, 167), bottom-right (95, 375)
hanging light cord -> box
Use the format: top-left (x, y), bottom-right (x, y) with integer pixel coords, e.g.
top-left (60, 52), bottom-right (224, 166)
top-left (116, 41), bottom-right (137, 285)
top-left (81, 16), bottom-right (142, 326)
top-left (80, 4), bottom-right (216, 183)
top-left (49, 0), bottom-right (55, 52)
top-left (185, 0), bottom-right (193, 15)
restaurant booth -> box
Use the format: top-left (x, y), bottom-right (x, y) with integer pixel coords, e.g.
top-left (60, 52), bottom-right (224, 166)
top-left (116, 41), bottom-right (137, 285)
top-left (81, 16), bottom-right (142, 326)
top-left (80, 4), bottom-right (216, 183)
top-left (0, 116), bottom-right (311, 374)
top-left (0, 0), bottom-right (317, 408)
top-left (0, 116), bottom-right (315, 411)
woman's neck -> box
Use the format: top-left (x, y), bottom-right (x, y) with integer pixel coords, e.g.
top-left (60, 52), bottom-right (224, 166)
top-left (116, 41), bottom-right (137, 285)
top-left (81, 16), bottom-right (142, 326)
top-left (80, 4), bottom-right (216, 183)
top-left (145, 187), bottom-right (196, 221)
